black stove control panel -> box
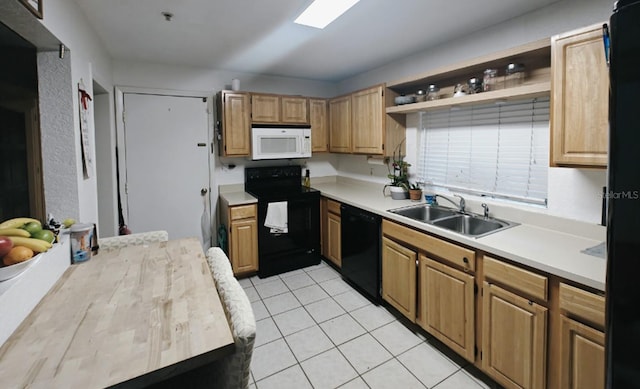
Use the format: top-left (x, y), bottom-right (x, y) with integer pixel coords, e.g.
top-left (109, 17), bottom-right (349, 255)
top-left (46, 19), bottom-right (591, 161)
top-left (245, 165), bottom-right (304, 195)
top-left (245, 166), bottom-right (301, 182)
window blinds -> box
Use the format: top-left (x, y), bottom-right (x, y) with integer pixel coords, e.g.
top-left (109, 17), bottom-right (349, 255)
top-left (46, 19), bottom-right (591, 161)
top-left (417, 96), bottom-right (549, 205)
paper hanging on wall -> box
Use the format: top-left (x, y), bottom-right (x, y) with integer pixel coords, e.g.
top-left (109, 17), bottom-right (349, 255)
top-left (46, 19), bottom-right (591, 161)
top-left (78, 81), bottom-right (93, 178)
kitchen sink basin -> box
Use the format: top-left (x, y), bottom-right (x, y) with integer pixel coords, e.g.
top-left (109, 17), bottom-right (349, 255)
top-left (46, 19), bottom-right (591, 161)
top-left (431, 214), bottom-right (515, 237)
top-left (387, 204), bottom-right (517, 238)
top-left (388, 204), bottom-right (457, 222)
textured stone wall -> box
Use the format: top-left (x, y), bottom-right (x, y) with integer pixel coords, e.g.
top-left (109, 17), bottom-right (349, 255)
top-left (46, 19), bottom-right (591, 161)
top-left (37, 51), bottom-right (80, 219)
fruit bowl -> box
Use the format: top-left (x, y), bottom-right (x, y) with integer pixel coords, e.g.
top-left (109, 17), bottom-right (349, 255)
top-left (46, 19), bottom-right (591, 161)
top-left (0, 253), bottom-right (43, 282)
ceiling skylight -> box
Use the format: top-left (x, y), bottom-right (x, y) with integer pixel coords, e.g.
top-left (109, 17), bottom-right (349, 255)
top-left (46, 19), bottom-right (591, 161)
top-left (294, 0), bottom-right (360, 29)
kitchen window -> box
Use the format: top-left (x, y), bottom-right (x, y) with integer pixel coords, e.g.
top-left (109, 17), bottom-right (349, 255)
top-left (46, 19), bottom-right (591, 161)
top-left (417, 96), bottom-right (549, 206)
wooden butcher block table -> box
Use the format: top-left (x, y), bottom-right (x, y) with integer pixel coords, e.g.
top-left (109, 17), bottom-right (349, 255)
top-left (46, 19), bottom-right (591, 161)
top-left (0, 237), bottom-right (234, 388)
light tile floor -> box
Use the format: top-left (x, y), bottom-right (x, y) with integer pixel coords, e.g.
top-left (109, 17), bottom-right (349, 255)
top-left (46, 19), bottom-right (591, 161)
top-left (241, 260), bottom-right (501, 389)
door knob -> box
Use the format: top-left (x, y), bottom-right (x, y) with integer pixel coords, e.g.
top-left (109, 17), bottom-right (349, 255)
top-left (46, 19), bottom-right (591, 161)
top-left (201, 188), bottom-right (208, 196)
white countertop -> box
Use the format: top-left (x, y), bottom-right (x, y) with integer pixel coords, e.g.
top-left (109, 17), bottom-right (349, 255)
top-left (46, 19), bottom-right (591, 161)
top-left (220, 191), bottom-right (258, 206)
top-left (219, 177), bottom-right (606, 292)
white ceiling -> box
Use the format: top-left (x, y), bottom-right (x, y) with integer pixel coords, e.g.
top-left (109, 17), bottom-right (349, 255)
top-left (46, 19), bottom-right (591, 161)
top-left (73, 0), bottom-right (560, 82)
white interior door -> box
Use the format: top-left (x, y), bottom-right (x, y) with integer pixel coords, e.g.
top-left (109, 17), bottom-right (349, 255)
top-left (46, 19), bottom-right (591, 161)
top-left (123, 93), bottom-right (211, 247)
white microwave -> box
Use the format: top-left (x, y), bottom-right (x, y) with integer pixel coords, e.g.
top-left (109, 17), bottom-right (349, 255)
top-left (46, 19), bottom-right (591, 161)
top-left (251, 127), bottom-right (312, 160)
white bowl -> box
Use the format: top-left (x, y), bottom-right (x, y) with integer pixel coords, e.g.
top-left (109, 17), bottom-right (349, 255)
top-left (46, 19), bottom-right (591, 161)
top-left (0, 253), bottom-right (43, 282)
top-left (394, 95), bottom-right (416, 105)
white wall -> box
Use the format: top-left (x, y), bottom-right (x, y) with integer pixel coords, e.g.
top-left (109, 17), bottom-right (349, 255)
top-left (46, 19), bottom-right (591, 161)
top-left (333, 0), bottom-right (611, 224)
top-left (94, 90), bottom-right (118, 237)
top-left (113, 61), bottom-right (337, 98)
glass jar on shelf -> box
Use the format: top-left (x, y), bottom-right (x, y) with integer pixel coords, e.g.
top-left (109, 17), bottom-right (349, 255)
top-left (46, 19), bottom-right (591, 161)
top-left (426, 84), bottom-right (440, 101)
top-left (483, 68), bottom-right (498, 91)
top-left (505, 63), bottom-right (525, 88)
top-left (468, 77), bottom-right (483, 94)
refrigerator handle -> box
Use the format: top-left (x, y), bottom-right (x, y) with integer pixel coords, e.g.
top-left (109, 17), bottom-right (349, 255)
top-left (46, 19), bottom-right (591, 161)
top-left (603, 23), bottom-right (610, 67)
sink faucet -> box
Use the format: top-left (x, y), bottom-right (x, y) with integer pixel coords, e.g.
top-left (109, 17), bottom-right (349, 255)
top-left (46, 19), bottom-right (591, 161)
top-left (481, 203), bottom-right (490, 219)
top-left (435, 194), bottom-right (466, 213)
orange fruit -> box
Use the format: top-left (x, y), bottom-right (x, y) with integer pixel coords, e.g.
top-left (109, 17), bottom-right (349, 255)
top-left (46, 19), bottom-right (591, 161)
top-left (3, 246), bottom-right (34, 266)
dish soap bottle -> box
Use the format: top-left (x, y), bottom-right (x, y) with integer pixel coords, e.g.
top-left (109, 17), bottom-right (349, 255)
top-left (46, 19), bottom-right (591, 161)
top-left (303, 169), bottom-right (310, 188)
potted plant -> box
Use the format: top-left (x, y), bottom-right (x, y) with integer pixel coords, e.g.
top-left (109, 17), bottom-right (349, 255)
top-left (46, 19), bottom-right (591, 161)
top-left (408, 182), bottom-right (423, 201)
top-left (383, 142), bottom-right (410, 200)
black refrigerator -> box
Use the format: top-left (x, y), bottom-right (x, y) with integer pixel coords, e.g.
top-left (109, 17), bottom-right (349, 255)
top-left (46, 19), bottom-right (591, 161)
top-left (606, 1), bottom-right (640, 387)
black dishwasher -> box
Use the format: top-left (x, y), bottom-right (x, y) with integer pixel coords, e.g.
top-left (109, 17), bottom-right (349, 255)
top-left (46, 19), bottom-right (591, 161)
top-left (340, 204), bottom-right (381, 302)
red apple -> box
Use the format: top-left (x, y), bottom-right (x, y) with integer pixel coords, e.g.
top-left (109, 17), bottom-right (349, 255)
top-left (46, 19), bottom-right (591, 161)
top-left (0, 236), bottom-right (13, 258)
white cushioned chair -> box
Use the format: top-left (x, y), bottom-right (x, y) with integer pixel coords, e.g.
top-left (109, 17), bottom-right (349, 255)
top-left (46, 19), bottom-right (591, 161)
top-left (206, 247), bottom-right (256, 389)
top-left (98, 230), bottom-right (169, 252)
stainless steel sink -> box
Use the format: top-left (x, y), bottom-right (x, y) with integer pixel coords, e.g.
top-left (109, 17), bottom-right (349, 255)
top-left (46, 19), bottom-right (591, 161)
top-left (387, 204), bottom-right (517, 238)
top-left (388, 204), bottom-right (457, 222)
top-left (431, 214), bottom-right (516, 237)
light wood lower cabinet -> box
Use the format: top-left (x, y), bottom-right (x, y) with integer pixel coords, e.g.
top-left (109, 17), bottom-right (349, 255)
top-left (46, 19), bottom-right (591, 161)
top-left (221, 203), bottom-right (258, 276)
top-left (482, 282), bottom-right (547, 389)
top-left (322, 198), bottom-right (341, 267)
top-left (557, 282), bottom-right (606, 389)
top-left (230, 218), bottom-right (258, 274)
top-left (326, 212), bottom-right (341, 267)
top-left (419, 256), bottom-right (475, 362)
top-left (559, 316), bottom-right (605, 389)
top-left (378, 219), bottom-right (605, 389)
top-left (381, 236), bottom-right (417, 321)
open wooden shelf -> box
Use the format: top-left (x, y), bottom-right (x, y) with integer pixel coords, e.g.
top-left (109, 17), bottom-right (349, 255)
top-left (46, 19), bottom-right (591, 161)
top-left (386, 81), bottom-right (550, 114)
top-left (385, 38), bottom-right (551, 115)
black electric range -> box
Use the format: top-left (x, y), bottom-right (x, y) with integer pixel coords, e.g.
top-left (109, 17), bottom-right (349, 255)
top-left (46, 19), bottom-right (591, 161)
top-left (245, 166), bottom-right (320, 278)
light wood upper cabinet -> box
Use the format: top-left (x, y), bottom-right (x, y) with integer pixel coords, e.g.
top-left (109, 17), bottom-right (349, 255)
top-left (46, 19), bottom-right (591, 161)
top-left (251, 93), bottom-right (309, 124)
top-left (310, 98), bottom-right (329, 152)
top-left (217, 91), bottom-right (251, 157)
top-left (482, 282), bottom-right (547, 389)
top-left (352, 85), bottom-right (385, 155)
top-left (329, 95), bottom-right (352, 153)
top-left (551, 23), bottom-right (609, 167)
top-left (281, 96), bottom-right (309, 124)
top-left (251, 94), bottom-right (280, 123)
top-left (381, 236), bottom-right (417, 321)
top-left (419, 256), bottom-right (475, 362)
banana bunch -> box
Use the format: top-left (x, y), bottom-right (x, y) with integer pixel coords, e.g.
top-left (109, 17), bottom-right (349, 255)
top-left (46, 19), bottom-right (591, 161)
top-left (0, 217), bottom-right (41, 230)
top-left (6, 236), bottom-right (52, 253)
